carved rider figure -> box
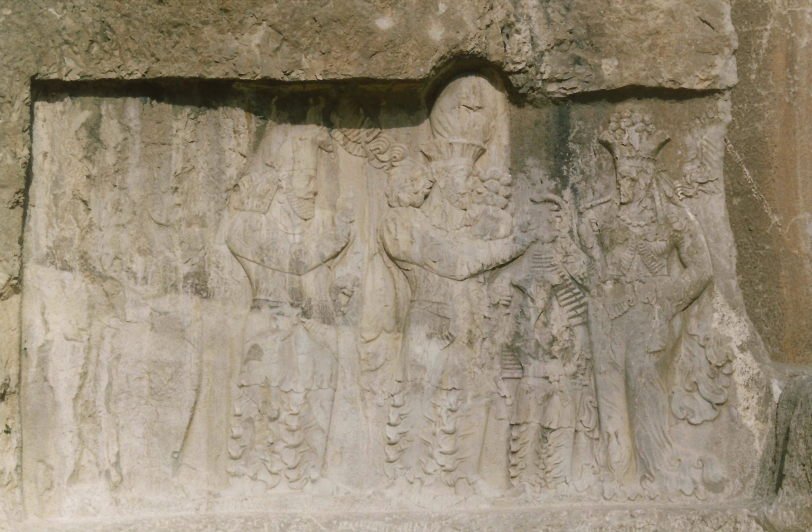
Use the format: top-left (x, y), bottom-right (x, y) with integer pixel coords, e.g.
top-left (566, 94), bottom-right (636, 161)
top-left (225, 121), bottom-right (352, 490)
top-left (582, 110), bottom-right (715, 497)
top-left (380, 74), bottom-right (531, 493)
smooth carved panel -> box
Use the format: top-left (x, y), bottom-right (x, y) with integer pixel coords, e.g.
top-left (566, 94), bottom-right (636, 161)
top-left (22, 74), bottom-right (763, 518)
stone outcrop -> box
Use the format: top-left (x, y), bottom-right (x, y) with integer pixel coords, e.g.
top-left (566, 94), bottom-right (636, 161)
top-left (757, 375), bottom-right (812, 531)
top-left (0, 2), bottom-right (808, 531)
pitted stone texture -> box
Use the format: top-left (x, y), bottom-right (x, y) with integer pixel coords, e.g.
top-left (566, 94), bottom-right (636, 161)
top-left (0, 1), bottom-right (737, 86)
top-left (25, 505), bottom-right (764, 532)
top-left (18, 76), bottom-right (771, 523)
top-left (758, 375), bottom-right (812, 531)
top-left (0, 9), bottom-right (742, 498)
top-left (727, 0), bottom-right (812, 365)
top-left (0, 2), bottom-right (802, 531)
top-left (0, 0), bottom-right (739, 469)
top-left (0, 0), bottom-right (738, 291)
top-left (504, 0), bottom-right (737, 97)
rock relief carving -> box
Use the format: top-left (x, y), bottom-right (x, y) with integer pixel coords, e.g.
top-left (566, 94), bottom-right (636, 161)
top-left (23, 76), bottom-right (749, 516)
top-left (322, 101), bottom-right (416, 487)
top-left (327, 101), bottom-right (411, 381)
top-left (225, 118), bottom-right (352, 489)
top-left (366, 87), bottom-right (735, 500)
top-left (508, 191), bottom-right (599, 494)
top-left (329, 106), bottom-right (408, 172)
top-left (261, 94), bottom-right (744, 502)
top-left (379, 74), bottom-right (530, 492)
top-left (579, 110), bottom-right (731, 499)
top-left (679, 110), bottom-right (726, 198)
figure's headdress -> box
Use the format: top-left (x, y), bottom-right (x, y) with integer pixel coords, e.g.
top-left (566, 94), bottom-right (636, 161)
top-left (599, 110), bottom-right (670, 161)
top-left (425, 74), bottom-right (502, 164)
top-left (276, 125), bottom-right (333, 175)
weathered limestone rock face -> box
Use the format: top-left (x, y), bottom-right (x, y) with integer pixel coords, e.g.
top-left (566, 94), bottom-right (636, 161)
top-left (0, 1), bottom-right (809, 531)
top-left (728, 0), bottom-right (812, 366)
top-left (758, 376), bottom-right (812, 531)
top-left (17, 73), bottom-right (772, 529)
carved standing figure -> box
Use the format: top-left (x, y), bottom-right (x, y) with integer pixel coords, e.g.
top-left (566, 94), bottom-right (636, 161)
top-left (582, 110), bottom-right (723, 498)
top-left (379, 74), bottom-right (530, 493)
top-left (510, 193), bottom-right (598, 493)
top-left (225, 121), bottom-right (352, 490)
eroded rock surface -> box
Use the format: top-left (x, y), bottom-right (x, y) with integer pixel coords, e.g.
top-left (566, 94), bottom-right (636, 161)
top-left (0, 1), bottom-right (808, 531)
top-left (758, 375), bottom-right (812, 531)
top-left (14, 71), bottom-right (769, 527)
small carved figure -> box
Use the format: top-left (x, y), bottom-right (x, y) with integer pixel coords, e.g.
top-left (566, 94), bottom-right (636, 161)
top-left (510, 193), bottom-right (598, 493)
top-left (226, 121), bottom-right (352, 490)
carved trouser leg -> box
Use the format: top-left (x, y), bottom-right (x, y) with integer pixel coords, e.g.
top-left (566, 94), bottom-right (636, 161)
top-left (509, 422), bottom-right (544, 490)
top-left (570, 386), bottom-right (600, 491)
top-left (228, 378), bottom-right (268, 482)
top-left (625, 349), bottom-right (673, 485)
top-left (591, 304), bottom-right (636, 487)
top-left (229, 378), bottom-right (280, 486)
top-left (477, 394), bottom-right (512, 491)
top-left (272, 389), bottom-right (313, 489)
top-left (388, 311), bottom-right (448, 484)
top-left (541, 426), bottom-right (576, 489)
top-left (229, 310), bottom-right (337, 490)
top-left (509, 378), bottom-right (547, 490)
top-left (617, 305), bottom-right (684, 494)
top-left (305, 387), bottom-right (336, 479)
top-left (425, 343), bottom-right (476, 491)
top-left (422, 384), bottom-right (467, 488)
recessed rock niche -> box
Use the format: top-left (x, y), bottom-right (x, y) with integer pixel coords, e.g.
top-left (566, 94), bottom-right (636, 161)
top-left (22, 71), bottom-right (771, 529)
